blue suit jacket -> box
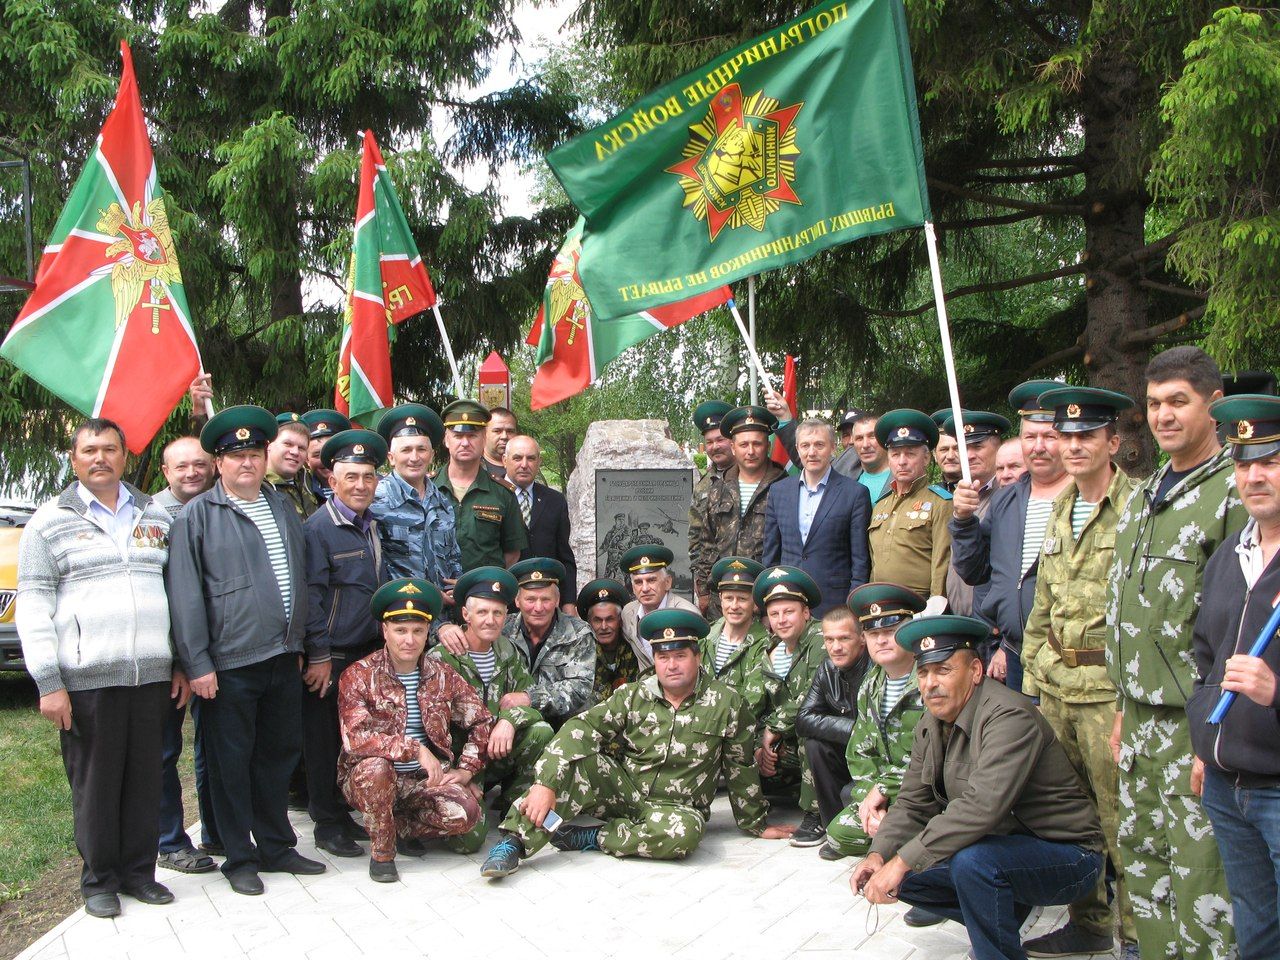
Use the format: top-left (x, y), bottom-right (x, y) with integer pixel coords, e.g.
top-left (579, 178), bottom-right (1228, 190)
top-left (763, 469), bottom-right (871, 615)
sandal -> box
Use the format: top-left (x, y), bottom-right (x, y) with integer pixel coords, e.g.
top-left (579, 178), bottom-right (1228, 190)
top-left (158, 847), bottom-right (218, 874)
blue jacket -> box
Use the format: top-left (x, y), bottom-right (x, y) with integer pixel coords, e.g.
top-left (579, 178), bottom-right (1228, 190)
top-left (948, 473), bottom-right (1037, 649)
top-left (303, 497), bottom-right (385, 662)
top-left (370, 470), bottom-right (462, 587)
top-left (762, 468), bottom-right (871, 615)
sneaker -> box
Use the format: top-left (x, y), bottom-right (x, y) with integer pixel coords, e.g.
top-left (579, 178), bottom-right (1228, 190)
top-left (903, 906), bottom-right (945, 927)
top-left (1120, 943), bottom-right (1140, 960)
top-left (480, 835), bottom-right (524, 879)
top-left (818, 842), bottom-right (847, 861)
top-left (789, 812), bottom-right (827, 847)
top-left (549, 824), bottom-right (602, 852)
top-left (1023, 921), bottom-right (1113, 957)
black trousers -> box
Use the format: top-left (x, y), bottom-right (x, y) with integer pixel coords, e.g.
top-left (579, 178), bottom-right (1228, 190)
top-left (61, 683), bottom-right (169, 897)
top-left (199, 653), bottom-right (302, 876)
top-left (804, 736), bottom-right (852, 826)
top-left (302, 645), bottom-right (375, 840)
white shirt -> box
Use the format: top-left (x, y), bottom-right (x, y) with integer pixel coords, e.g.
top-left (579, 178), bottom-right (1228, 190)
top-left (76, 481), bottom-right (135, 552)
top-left (1236, 518), bottom-right (1267, 590)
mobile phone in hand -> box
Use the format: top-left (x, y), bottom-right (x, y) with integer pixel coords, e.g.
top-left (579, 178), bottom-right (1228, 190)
top-left (542, 809), bottom-right (563, 831)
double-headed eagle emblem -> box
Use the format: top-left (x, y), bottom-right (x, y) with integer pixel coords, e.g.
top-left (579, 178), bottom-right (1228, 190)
top-left (97, 198), bottom-right (182, 333)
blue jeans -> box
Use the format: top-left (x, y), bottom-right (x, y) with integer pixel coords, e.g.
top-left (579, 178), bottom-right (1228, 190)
top-left (897, 834), bottom-right (1104, 960)
top-left (1001, 640), bottom-right (1025, 695)
top-left (1201, 766), bottom-right (1280, 960)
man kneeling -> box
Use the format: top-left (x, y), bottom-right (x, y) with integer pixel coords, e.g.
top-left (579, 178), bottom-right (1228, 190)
top-left (852, 615), bottom-right (1105, 960)
top-left (337, 578), bottom-right (494, 881)
top-left (480, 610), bottom-right (794, 877)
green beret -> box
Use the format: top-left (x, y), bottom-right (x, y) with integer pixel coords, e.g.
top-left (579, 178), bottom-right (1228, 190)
top-left (1039, 386), bottom-right (1132, 434)
top-left (321, 428), bottom-right (387, 469)
top-left (847, 582), bottom-right (927, 630)
top-left (639, 609), bottom-right (710, 654)
top-left (577, 578), bottom-right (629, 614)
top-left (876, 409), bottom-right (940, 450)
top-left (302, 409), bottom-right (351, 440)
top-left (509, 557), bottom-right (566, 589)
top-left (455, 566), bottom-right (518, 606)
top-left (201, 405), bottom-right (278, 455)
top-left (1210, 394), bottom-right (1280, 462)
top-left (1008, 380), bottom-right (1061, 423)
top-left (377, 403), bottom-right (443, 448)
top-left (710, 556), bottom-right (765, 593)
top-left (371, 578), bottom-right (443, 623)
top-left (894, 614), bottom-right (988, 665)
top-left (441, 399), bottom-right (491, 433)
top-left (621, 544), bottom-right (674, 575)
top-left (693, 400), bottom-right (733, 435)
top-left (942, 410), bottom-right (1012, 442)
top-left (275, 411), bottom-right (304, 426)
top-left (753, 565), bottom-right (822, 610)
top-left (720, 405), bottom-right (779, 438)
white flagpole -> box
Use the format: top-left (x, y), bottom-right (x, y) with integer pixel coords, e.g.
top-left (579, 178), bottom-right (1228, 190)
top-left (198, 367), bottom-right (215, 419)
top-left (728, 297), bottom-right (774, 395)
top-left (430, 303), bottom-right (465, 397)
top-left (748, 275), bottom-right (759, 405)
top-left (923, 221), bottom-right (971, 484)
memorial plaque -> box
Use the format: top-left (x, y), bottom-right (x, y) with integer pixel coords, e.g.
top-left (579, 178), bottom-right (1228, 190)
top-left (595, 469), bottom-right (694, 599)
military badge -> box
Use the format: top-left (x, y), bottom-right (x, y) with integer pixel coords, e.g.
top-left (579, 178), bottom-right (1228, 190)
top-left (531, 570), bottom-right (544, 580)
top-left (235, 427), bottom-right (250, 440)
top-left (768, 568), bottom-right (786, 579)
top-left (406, 416), bottom-right (417, 426)
top-left (1239, 420), bottom-right (1255, 440)
top-left (400, 583), bottom-right (422, 595)
top-left (663, 627), bottom-right (675, 638)
top-left (1066, 404), bottom-right (1081, 419)
top-left (920, 637), bottom-right (936, 651)
top-left (897, 426), bottom-right (911, 439)
top-left (353, 444), bottom-right (365, 455)
top-left (868, 602), bottom-right (882, 616)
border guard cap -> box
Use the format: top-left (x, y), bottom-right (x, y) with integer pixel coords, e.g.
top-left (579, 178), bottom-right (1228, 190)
top-left (711, 557), bottom-right (765, 593)
top-left (622, 544), bottom-right (673, 575)
top-left (720, 405), bottom-right (779, 438)
top-left (895, 614), bottom-right (988, 665)
top-left (876, 409), bottom-right (940, 450)
top-left (302, 409), bottom-right (351, 441)
top-left (1210, 394), bottom-right (1280, 463)
top-left (321, 428), bottom-right (387, 469)
top-left (576, 578), bottom-right (629, 615)
top-left (201, 405), bottom-right (277, 455)
top-left (441, 399), bottom-right (490, 434)
top-left (377, 403), bottom-right (444, 447)
top-left (509, 557), bottom-right (566, 589)
top-left (753, 565), bottom-right (822, 610)
top-left (847, 582), bottom-right (927, 631)
top-left (454, 566), bottom-right (518, 606)
top-left (693, 401), bottom-right (733, 435)
top-left (371, 578), bottom-right (443, 623)
top-left (1039, 386), bottom-right (1133, 434)
top-left (640, 609), bottom-right (710, 654)
top-left (1008, 380), bottom-right (1061, 423)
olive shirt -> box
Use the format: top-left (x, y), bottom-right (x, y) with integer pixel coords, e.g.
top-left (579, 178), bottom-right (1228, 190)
top-left (434, 467), bottom-right (527, 572)
top-left (869, 678), bottom-right (1105, 873)
top-left (867, 476), bottom-right (953, 598)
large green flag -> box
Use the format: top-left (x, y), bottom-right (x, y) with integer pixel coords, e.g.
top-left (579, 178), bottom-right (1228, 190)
top-left (547, 0), bottom-right (930, 320)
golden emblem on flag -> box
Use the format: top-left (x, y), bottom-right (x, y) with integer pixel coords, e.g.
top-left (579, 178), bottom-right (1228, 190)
top-left (666, 83), bottom-right (803, 242)
top-left (545, 233), bottom-right (589, 345)
top-left (1239, 420), bottom-right (1255, 440)
top-left (97, 198), bottom-right (182, 333)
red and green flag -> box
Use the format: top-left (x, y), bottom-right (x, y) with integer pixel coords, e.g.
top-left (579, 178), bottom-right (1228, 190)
top-left (546, 0), bottom-right (930, 320)
top-left (526, 218), bottom-right (732, 409)
top-left (1, 42), bottom-right (202, 453)
top-left (335, 130), bottom-right (437, 423)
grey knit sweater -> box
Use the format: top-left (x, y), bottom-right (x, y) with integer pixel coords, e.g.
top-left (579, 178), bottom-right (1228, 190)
top-left (17, 483), bottom-right (175, 696)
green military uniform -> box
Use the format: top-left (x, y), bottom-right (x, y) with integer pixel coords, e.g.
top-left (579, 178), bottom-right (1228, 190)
top-left (741, 566), bottom-right (826, 813)
top-left (267, 411), bottom-right (322, 521)
top-left (496, 610), bottom-right (769, 863)
top-left (435, 461), bottom-right (526, 572)
top-left (430, 567), bottom-right (554, 853)
top-left (698, 557), bottom-right (769, 701)
top-left (577, 579), bottom-right (647, 707)
top-left (1023, 386), bottom-right (1140, 945)
top-left (1108, 413), bottom-right (1245, 960)
top-left (688, 401), bottom-right (733, 610)
top-left (868, 410), bottom-right (953, 598)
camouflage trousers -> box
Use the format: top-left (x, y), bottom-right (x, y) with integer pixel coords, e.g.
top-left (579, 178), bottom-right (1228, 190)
top-left (450, 721), bottom-right (554, 855)
top-left (1038, 692), bottom-right (1135, 942)
top-left (341, 758), bottom-right (482, 861)
top-left (501, 753), bottom-right (706, 860)
top-left (1117, 702), bottom-right (1235, 960)
top-left (826, 786), bottom-right (875, 857)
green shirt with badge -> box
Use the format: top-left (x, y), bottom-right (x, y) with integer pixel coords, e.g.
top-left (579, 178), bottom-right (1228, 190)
top-left (868, 475), bottom-right (953, 598)
top-left (434, 468), bottom-right (527, 571)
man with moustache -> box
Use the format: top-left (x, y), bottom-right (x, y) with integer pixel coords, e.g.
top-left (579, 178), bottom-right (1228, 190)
top-left (849, 411), bottom-right (892, 502)
top-left (933, 428), bottom-right (964, 491)
top-left (949, 381), bottom-right (1073, 693)
top-left (689, 401), bottom-right (734, 615)
top-left (577, 578), bottom-right (646, 703)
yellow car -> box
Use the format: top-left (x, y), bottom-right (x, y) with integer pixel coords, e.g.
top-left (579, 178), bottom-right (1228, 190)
top-left (0, 506), bottom-right (31, 670)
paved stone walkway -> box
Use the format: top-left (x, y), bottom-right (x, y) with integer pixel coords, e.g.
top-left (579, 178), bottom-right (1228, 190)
top-left (18, 800), bottom-right (1113, 960)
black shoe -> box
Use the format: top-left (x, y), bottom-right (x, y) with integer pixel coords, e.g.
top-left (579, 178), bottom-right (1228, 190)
top-left (227, 869), bottom-right (264, 896)
top-left (84, 893), bottom-right (121, 918)
top-left (316, 834), bottom-right (363, 858)
top-left (789, 812), bottom-right (827, 847)
top-left (158, 848), bottom-right (217, 874)
top-left (903, 906), bottom-right (945, 928)
top-left (480, 835), bottom-right (524, 879)
top-left (1023, 922), bottom-right (1113, 957)
top-left (345, 821), bottom-right (370, 841)
top-left (818, 842), bottom-right (848, 861)
top-left (262, 850), bottom-right (327, 876)
top-left (397, 838), bottom-right (428, 858)
top-left (369, 858), bottom-right (398, 883)
top-left (199, 841), bottom-right (225, 857)
top-left (122, 881), bottom-right (174, 905)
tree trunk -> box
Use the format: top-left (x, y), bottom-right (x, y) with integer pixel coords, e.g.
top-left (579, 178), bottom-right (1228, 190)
top-left (1079, 46), bottom-right (1157, 477)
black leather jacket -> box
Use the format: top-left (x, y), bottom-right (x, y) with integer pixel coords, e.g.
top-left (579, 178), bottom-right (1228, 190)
top-left (796, 653), bottom-right (870, 745)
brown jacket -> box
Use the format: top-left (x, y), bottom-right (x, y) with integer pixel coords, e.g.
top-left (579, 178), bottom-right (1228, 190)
top-left (693, 461), bottom-right (788, 596)
top-left (870, 677), bottom-right (1104, 872)
top-left (337, 647), bottom-right (493, 785)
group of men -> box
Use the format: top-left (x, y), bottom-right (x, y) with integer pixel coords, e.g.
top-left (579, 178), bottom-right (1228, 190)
top-left (16, 345), bottom-right (1280, 960)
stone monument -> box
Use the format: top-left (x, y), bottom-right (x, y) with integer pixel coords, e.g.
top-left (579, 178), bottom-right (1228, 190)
top-left (565, 420), bottom-right (697, 599)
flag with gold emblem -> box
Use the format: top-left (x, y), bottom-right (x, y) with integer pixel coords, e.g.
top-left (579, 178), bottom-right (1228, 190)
top-left (546, 0), bottom-right (930, 320)
top-left (0, 43), bottom-right (203, 453)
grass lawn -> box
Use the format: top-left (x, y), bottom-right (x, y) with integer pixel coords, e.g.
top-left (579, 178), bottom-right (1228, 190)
top-left (0, 673), bottom-right (72, 904)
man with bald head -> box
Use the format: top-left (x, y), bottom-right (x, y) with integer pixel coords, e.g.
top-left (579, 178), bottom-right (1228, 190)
top-left (506, 434), bottom-right (577, 613)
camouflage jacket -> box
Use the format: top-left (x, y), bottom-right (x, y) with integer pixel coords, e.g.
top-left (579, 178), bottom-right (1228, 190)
top-left (1022, 467), bottom-right (1139, 703)
top-left (687, 465), bottom-right (726, 596)
top-left (742, 619), bottom-right (827, 738)
top-left (593, 639), bottom-right (644, 705)
top-left (501, 611), bottom-right (597, 725)
top-left (336, 647), bottom-right (493, 785)
top-left (693, 462), bottom-right (789, 596)
top-left (699, 619), bottom-right (771, 704)
top-left (371, 470), bottom-right (463, 588)
top-left (266, 470), bottom-right (318, 521)
top-left (531, 674), bottom-right (769, 835)
top-left (846, 664), bottom-right (925, 803)
top-left (1107, 448), bottom-right (1246, 708)
top-left (428, 636), bottom-right (545, 732)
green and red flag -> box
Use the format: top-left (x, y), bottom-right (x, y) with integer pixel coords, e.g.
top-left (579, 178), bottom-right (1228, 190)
top-left (526, 218), bottom-right (731, 409)
top-left (1, 42), bottom-right (202, 453)
top-left (335, 130), bottom-right (437, 423)
top-left (546, 0), bottom-right (930, 320)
